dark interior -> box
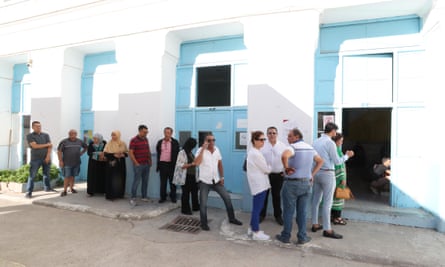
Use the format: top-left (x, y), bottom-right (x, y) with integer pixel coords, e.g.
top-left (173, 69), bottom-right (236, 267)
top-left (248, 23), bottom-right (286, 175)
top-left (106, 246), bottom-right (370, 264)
top-left (341, 108), bottom-right (391, 204)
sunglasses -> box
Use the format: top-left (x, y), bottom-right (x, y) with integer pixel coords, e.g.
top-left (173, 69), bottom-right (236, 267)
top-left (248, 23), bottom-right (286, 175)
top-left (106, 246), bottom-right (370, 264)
top-left (255, 138), bottom-right (267, 141)
top-left (206, 139), bottom-right (216, 142)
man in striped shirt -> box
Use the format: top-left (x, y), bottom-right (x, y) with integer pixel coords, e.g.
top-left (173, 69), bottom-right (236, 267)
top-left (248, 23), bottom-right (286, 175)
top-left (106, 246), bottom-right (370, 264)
top-left (129, 125), bottom-right (152, 206)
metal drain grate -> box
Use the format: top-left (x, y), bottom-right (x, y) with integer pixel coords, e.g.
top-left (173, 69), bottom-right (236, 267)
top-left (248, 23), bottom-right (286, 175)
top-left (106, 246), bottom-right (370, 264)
top-left (160, 215), bottom-right (206, 234)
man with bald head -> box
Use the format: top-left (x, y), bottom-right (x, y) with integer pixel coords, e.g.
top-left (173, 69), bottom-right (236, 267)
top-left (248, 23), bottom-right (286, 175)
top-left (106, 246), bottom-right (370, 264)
top-left (57, 129), bottom-right (88, 196)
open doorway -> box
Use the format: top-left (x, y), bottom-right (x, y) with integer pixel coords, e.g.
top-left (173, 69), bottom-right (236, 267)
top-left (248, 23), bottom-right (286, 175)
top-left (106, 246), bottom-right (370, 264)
top-left (342, 108), bottom-right (391, 203)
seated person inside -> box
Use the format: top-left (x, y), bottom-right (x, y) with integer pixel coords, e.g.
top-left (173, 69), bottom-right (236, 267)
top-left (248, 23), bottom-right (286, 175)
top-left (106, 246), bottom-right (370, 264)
top-left (370, 157), bottom-right (391, 195)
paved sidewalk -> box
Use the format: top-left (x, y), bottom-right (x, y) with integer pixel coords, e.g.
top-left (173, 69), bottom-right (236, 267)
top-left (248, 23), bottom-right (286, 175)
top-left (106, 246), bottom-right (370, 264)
top-left (1, 183), bottom-right (444, 267)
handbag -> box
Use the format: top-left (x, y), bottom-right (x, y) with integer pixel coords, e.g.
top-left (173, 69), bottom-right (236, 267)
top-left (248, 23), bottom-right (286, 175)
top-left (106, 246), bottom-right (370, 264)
top-left (335, 186), bottom-right (354, 200)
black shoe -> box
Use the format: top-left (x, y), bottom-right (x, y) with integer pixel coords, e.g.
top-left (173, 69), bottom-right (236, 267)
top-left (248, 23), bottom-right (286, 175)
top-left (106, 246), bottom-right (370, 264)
top-left (275, 234), bottom-right (290, 244)
top-left (71, 189), bottom-right (78, 194)
top-left (25, 192), bottom-right (32, 199)
top-left (297, 236), bottom-right (312, 245)
top-left (60, 191), bottom-right (67, 197)
top-left (171, 199), bottom-right (177, 203)
top-left (182, 210), bottom-right (192, 215)
top-left (192, 206), bottom-right (200, 211)
top-left (275, 217), bottom-right (284, 226)
top-left (229, 218), bottom-right (243, 225)
top-left (201, 224), bottom-right (210, 231)
top-left (259, 216), bottom-right (265, 223)
top-left (323, 230), bottom-right (343, 239)
top-left (158, 199), bottom-right (166, 203)
top-left (311, 225), bottom-right (323, 232)
top-left (45, 188), bottom-right (57, 192)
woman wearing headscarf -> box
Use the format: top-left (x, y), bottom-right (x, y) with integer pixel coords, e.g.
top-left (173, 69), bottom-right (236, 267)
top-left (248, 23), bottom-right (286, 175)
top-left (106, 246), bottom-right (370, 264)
top-left (87, 133), bottom-right (107, 196)
top-left (173, 137), bottom-right (199, 215)
top-left (103, 130), bottom-right (128, 200)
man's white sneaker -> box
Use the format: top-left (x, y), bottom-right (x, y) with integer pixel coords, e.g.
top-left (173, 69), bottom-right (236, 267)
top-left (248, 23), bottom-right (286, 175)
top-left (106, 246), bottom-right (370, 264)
top-left (252, 231), bottom-right (270, 241)
top-left (130, 199), bottom-right (137, 207)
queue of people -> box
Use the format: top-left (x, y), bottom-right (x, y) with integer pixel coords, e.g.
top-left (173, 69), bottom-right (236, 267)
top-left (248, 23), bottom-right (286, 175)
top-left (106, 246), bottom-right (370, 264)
top-left (247, 123), bottom-right (355, 243)
top-left (25, 120), bottom-right (358, 243)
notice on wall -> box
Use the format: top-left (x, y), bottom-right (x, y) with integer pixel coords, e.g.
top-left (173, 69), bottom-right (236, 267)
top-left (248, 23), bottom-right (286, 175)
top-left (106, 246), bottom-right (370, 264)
top-left (323, 115), bottom-right (335, 129)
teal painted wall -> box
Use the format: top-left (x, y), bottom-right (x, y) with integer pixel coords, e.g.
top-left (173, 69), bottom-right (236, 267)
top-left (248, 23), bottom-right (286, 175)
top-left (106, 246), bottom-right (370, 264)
top-left (79, 51), bottom-right (116, 180)
top-left (315, 16), bottom-right (421, 208)
top-left (176, 36), bottom-right (247, 194)
top-left (11, 64), bottom-right (29, 113)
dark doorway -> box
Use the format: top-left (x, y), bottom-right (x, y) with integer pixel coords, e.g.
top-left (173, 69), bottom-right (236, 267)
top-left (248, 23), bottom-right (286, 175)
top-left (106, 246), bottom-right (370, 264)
top-left (342, 108), bottom-right (391, 203)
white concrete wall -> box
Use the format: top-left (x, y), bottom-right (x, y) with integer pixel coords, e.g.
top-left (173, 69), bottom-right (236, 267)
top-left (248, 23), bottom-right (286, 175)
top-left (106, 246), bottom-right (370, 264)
top-left (422, 0), bottom-right (445, 231)
top-left (0, 62), bottom-right (13, 169)
top-left (111, 31), bottom-right (180, 145)
top-left (244, 10), bottom-right (320, 143)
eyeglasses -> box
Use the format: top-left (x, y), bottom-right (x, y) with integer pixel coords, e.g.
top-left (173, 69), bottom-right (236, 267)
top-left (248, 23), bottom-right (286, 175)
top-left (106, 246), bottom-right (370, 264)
top-left (207, 139), bottom-right (216, 142)
top-left (267, 132), bottom-right (277, 135)
top-left (255, 138), bottom-right (267, 141)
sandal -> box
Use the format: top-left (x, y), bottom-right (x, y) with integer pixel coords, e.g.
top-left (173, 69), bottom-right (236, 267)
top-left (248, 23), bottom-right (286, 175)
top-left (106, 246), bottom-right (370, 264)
top-left (333, 218), bottom-right (347, 225)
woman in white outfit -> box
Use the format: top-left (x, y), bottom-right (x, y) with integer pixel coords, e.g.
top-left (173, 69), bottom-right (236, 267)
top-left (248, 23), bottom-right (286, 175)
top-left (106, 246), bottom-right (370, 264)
top-left (246, 131), bottom-right (272, 240)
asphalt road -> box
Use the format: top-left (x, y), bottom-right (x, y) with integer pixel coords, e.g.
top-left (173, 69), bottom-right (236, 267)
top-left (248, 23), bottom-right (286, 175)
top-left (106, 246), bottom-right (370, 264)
top-left (0, 198), bottom-right (379, 267)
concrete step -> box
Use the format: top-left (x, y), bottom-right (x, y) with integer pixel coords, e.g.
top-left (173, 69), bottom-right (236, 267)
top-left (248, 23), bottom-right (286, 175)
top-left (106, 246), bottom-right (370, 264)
top-left (343, 199), bottom-right (437, 229)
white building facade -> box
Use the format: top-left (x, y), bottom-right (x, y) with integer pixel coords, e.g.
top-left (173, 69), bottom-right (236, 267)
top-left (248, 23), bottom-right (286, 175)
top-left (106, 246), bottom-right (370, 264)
top-left (0, 0), bottom-right (443, 231)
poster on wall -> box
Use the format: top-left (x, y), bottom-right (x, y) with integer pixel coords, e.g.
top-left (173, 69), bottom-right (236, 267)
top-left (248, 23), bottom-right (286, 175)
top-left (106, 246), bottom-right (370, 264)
top-left (323, 115), bottom-right (335, 129)
top-left (317, 112), bottom-right (336, 137)
top-left (235, 131), bottom-right (247, 150)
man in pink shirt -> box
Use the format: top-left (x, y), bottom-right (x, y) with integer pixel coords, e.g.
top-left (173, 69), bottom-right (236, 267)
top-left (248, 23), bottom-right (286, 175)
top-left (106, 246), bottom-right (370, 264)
top-left (156, 127), bottom-right (180, 203)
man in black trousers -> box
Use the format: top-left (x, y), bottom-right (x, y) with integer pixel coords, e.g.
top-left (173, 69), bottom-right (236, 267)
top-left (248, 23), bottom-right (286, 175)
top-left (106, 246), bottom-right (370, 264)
top-left (156, 127), bottom-right (180, 203)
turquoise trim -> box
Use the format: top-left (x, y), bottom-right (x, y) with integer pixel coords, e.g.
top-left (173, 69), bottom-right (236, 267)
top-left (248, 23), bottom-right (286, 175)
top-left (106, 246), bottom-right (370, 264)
top-left (314, 16), bottom-right (426, 209)
top-left (179, 35), bottom-right (246, 66)
top-left (11, 64), bottom-right (29, 113)
top-left (176, 36), bottom-right (247, 194)
top-left (79, 51), bottom-right (116, 180)
top-left (319, 16), bottom-right (420, 53)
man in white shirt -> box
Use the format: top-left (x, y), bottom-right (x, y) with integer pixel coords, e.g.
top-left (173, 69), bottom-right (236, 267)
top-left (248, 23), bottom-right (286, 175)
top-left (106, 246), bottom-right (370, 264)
top-left (194, 132), bottom-right (243, 231)
top-left (260, 126), bottom-right (288, 225)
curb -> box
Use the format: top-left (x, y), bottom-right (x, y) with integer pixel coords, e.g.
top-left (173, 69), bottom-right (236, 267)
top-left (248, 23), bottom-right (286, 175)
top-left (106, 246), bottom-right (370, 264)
top-left (218, 219), bottom-right (434, 267)
top-left (33, 199), bottom-right (179, 220)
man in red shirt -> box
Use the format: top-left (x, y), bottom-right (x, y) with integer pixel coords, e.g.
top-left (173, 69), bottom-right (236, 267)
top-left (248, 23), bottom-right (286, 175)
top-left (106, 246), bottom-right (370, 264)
top-left (129, 125), bottom-right (152, 206)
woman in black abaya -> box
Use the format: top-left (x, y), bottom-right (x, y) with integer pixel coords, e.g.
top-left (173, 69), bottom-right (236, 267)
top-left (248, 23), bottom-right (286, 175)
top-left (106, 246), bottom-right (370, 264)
top-left (87, 133), bottom-right (107, 196)
top-left (103, 130), bottom-right (128, 200)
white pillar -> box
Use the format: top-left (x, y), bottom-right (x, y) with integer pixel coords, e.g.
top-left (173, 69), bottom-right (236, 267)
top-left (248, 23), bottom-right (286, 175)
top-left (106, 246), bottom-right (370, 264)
top-left (114, 31), bottom-right (180, 141)
top-left (423, 0), bottom-right (445, 232)
top-left (28, 47), bottom-right (83, 161)
top-left (243, 10), bottom-right (320, 143)
top-left (0, 62), bottom-right (14, 169)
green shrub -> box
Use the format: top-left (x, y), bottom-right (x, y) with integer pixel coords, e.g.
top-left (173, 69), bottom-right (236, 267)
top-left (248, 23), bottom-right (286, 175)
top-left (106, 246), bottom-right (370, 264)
top-left (0, 164), bottom-right (60, 183)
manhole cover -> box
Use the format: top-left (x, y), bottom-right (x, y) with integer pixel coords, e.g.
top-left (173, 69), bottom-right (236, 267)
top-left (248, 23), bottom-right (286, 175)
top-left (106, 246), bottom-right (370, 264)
top-left (160, 215), bottom-right (207, 234)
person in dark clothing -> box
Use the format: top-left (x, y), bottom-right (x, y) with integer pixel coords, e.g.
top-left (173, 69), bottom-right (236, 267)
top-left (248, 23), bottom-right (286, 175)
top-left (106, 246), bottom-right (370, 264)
top-left (173, 137), bottom-right (199, 215)
top-left (156, 127), bottom-right (180, 203)
top-left (87, 133), bottom-right (107, 196)
top-left (103, 130), bottom-right (128, 200)
top-left (370, 157), bottom-right (391, 194)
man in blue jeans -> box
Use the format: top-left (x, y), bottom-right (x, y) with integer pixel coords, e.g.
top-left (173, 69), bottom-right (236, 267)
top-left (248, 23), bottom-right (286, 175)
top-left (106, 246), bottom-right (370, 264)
top-left (129, 125), bottom-right (152, 206)
top-left (25, 121), bottom-right (56, 198)
top-left (276, 128), bottom-right (323, 245)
